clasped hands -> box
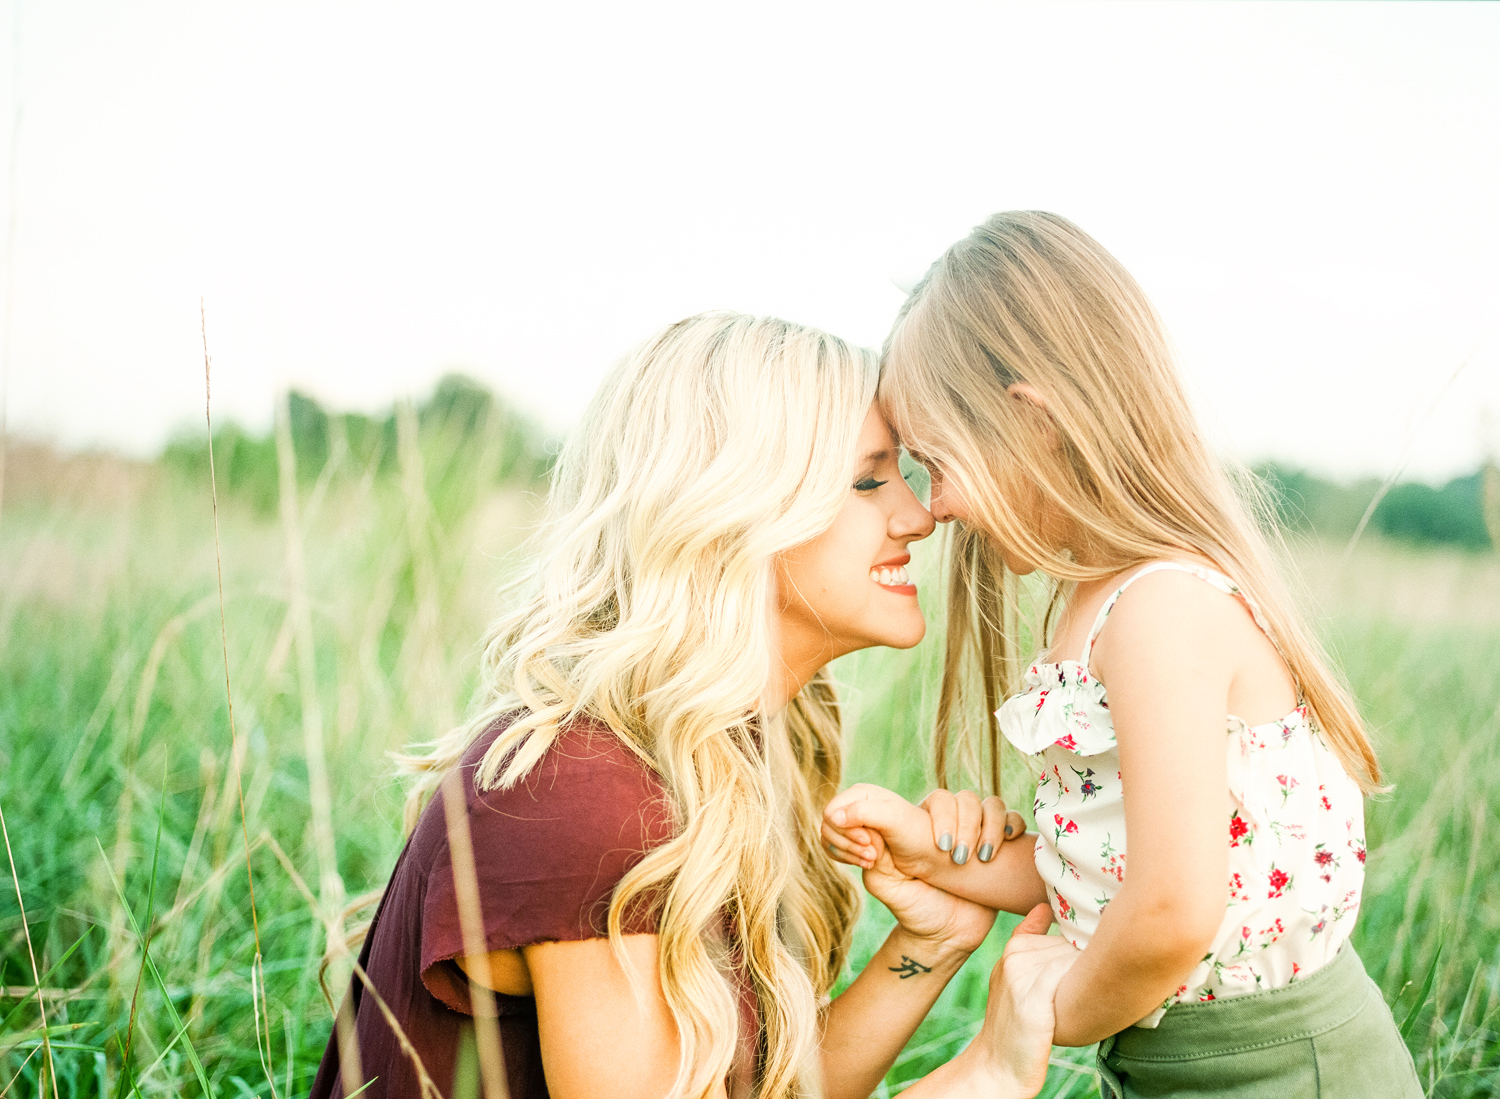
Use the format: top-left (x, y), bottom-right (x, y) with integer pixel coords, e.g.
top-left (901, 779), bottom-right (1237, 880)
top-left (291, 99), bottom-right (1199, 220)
top-left (823, 784), bottom-right (1080, 1099)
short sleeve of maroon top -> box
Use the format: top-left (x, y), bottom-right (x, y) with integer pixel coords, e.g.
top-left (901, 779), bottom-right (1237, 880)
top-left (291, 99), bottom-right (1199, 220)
top-left (310, 716), bottom-right (675, 1099)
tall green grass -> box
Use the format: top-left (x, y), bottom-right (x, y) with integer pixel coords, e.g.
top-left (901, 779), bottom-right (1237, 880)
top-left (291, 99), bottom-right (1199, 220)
top-left (2, 433), bottom-right (1498, 1097)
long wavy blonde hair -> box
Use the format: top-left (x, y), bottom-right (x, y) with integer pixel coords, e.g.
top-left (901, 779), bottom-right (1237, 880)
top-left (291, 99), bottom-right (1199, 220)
top-left (404, 312), bottom-right (871, 1099)
top-left (882, 211), bottom-right (1383, 795)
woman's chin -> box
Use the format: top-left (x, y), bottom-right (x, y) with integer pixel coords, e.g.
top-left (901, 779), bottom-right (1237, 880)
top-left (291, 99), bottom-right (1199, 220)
top-left (874, 618), bottom-right (927, 651)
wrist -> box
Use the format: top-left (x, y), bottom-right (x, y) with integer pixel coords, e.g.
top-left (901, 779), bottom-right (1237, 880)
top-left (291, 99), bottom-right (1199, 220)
top-left (951, 1041), bottom-right (1035, 1099)
top-left (885, 925), bottom-right (975, 972)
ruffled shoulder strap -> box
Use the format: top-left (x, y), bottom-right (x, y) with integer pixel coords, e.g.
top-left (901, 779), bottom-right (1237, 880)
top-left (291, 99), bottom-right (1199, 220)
top-left (1080, 561), bottom-right (1276, 672)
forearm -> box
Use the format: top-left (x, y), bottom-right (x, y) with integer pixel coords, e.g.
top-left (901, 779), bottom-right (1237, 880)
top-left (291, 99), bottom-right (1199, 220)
top-left (820, 927), bottom-right (974, 1099)
top-left (1049, 892), bottom-right (1209, 1046)
top-left (910, 835), bottom-right (1048, 916)
top-left (895, 1042), bottom-right (1032, 1099)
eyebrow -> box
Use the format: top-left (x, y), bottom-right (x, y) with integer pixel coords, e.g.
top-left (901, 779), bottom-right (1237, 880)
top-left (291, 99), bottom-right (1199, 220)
top-left (860, 430), bottom-right (902, 465)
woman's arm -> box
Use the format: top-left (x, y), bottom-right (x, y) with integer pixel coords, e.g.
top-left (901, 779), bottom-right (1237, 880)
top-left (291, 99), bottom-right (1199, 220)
top-left (820, 922), bottom-right (981, 1099)
top-left (1048, 574), bottom-right (1239, 1046)
top-left (819, 840), bottom-right (1001, 1099)
top-left (522, 934), bottom-right (727, 1099)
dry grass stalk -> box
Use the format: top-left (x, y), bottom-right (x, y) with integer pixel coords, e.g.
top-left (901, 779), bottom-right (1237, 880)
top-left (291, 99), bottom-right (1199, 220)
top-left (439, 767), bottom-right (510, 1099)
top-left (275, 389), bottom-right (345, 913)
top-left (1483, 462), bottom-right (1500, 551)
top-left (396, 398), bottom-right (452, 738)
top-left (202, 301), bottom-right (278, 1096)
top-left (0, 796), bottom-right (58, 1099)
top-left (1338, 350), bottom-right (1473, 573)
top-left (265, 834), bottom-right (444, 1099)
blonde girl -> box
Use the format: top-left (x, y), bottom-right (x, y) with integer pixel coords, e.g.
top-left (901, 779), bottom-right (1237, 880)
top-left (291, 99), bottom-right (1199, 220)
top-left (823, 213), bottom-right (1421, 1097)
top-left (310, 311), bottom-right (1075, 1099)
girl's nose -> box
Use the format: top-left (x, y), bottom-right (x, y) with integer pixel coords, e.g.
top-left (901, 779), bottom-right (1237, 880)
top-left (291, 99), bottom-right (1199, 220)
top-left (928, 474), bottom-right (959, 524)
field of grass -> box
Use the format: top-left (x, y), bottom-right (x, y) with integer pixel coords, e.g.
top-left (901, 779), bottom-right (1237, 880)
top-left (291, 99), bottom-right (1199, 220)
top-left (2, 427), bottom-right (1499, 1098)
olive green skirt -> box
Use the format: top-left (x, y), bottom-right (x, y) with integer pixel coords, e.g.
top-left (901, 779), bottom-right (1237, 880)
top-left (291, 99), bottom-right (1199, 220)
top-left (1096, 945), bottom-right (1422, 1098)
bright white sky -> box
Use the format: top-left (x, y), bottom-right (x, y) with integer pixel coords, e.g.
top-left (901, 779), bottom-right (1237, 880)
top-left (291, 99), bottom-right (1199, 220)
top-left (2, 1), bottom-right (1498, 481)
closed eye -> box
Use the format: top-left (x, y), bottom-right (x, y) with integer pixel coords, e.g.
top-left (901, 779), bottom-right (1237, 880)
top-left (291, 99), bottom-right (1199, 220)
top-left (855, 477), bottom-right (889, 493)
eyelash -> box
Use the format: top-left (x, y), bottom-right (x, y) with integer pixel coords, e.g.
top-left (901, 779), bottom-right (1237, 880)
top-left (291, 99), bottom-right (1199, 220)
top-left (855, 477), bottom-right (888, 493)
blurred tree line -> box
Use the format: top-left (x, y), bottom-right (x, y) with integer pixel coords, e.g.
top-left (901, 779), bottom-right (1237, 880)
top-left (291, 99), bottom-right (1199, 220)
top-left (1257, 462), bottom-right (1500, 551)
top-left (162, 374), bottom-right (553, 518)
top-left (162, 374), bottom-right (1498, 553)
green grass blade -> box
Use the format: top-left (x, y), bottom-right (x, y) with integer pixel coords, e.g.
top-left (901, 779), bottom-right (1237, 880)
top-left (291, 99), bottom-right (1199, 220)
top-left (1400, 939), bottom-right (1444, 1042)
top-left (96, 838), bottom-right (216, 1099)
top-left (120, 780), bottom-right (169, 1076)
top-left (0, 924), bottom-right (96, 1034)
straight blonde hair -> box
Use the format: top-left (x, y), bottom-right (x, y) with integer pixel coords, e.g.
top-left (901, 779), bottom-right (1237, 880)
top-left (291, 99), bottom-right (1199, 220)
top-left (882, 211), bottom-right (1383, 795)
top-left (404, 312), bottom-right (872, 1099)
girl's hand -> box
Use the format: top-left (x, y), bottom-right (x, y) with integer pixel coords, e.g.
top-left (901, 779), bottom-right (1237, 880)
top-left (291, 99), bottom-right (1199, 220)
top-left (971, 904), bottom-right (1081, 1098)
top-left (823, 783), bottom-right (1026, 872)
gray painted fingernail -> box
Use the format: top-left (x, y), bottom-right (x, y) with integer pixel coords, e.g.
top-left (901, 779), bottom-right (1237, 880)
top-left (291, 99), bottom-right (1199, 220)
top-left (1004, 823), bottom-right (1015, 838)
top-left (977, 842), bottom-right (995, 863)
top-left (953, 843), bottom-right (970, 865)
top-left (937, 832), bottom-right (954, 852)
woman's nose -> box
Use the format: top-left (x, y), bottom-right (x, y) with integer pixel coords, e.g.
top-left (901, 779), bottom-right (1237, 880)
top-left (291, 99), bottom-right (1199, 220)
top-left (893, 484), bottom-right (937, 542)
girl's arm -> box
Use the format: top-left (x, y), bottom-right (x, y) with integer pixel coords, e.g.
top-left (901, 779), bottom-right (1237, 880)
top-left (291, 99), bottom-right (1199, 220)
top-left (1047, 572), bottom-right (1240, 1046)
top-left (824, 785), bottom-right (1048, 915)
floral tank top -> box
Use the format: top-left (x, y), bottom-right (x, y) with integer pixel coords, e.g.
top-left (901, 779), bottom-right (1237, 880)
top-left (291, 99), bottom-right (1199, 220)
top-left (997, 562), bottom-right (1366, 1028)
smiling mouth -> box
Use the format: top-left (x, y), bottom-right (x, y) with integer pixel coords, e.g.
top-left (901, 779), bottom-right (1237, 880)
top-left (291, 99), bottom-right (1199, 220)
top-left (870, 565), bottom-right (911, 587)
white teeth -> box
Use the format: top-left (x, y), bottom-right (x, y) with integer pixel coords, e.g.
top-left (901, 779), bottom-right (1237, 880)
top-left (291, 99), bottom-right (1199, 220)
top-left (872, 565), bottom-right (911, 587)
top-left (869, 568), bottom-right (881, 583)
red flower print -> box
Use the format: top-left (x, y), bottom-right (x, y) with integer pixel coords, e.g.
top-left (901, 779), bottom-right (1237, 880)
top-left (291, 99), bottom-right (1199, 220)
top-left (1198, 990), bottom-right (1216, 1002)
top-left (1034, 689), bottom-right (1050, 713)
top-left (1275, 773), bottom-right (1299, 805)
top-left (1352, 841), bottom-right (1367, 865)
top-left (1229, 811), bottom-right (1250, 846)
top-left (1267, 865), bottom-right (1291, 898)
top-left (1056, 894), bottom-right (1076, 922)
top-left (1228, 872), bottom-right (1249, 903)
top-left (1056, 733), bottom-right (1078, 751)
top-left (1291, 962), bottom-right (1302, 981)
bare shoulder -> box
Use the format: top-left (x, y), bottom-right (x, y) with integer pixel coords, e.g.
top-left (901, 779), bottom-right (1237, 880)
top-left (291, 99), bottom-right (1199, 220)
top-left (1091, 564), bottom-right (1261, 683)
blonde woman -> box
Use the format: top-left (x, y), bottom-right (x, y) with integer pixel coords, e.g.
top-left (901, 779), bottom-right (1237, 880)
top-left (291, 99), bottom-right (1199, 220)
top-left (823, 212), bottom-right (1422, 1097)
top-left (309, 311), bottom-right (1076, 1099)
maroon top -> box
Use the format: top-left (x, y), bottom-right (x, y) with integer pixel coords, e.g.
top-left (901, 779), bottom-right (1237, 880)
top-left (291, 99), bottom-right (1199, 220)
top-left (309, 716), bottom-right (693, 1099)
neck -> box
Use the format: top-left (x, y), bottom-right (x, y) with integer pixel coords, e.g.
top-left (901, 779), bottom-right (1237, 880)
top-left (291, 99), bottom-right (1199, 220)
top-left (766, 622), bottom-right (839, 714)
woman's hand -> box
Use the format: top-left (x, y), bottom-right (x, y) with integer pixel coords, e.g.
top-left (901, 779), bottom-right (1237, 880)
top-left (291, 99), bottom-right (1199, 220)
top-left (823, 782), bottom-right (1044, 936)
top-left (894, 904), bottom-right (1080, 1099)
top-left (824, 783), bottom-right (1025, 874)
top-left (971, 904), bottom-right (1082, 1097)
top-left (857, 816), bottom-right (999, 957)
